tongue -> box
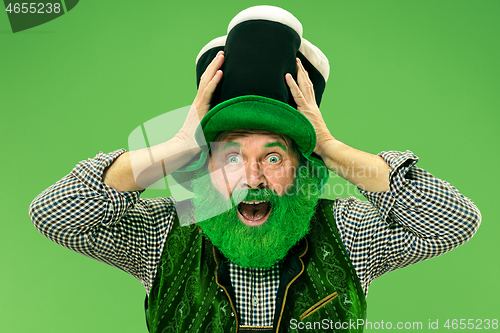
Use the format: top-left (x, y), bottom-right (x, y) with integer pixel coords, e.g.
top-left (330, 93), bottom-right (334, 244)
top-left (239, 202), bottom-right (270, 221)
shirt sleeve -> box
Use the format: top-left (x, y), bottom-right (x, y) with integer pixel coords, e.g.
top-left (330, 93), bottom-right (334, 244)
top-left (333, 150), bottom-right (481, 295)
top-left (28, 149), bottom-right (176, 295)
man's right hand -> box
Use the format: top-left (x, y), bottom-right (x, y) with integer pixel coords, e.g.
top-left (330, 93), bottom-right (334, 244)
top-left (103, 51), bottom-right (224, 192)
top-left (176, 51), bottom-right (225, 148)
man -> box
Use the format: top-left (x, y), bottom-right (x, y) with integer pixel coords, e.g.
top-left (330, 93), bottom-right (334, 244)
top-left (29, 6), bottom-right (481, 333)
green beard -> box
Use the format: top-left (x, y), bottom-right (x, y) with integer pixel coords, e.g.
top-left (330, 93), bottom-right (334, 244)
top-left (191, 166), bottom-right (321, 268)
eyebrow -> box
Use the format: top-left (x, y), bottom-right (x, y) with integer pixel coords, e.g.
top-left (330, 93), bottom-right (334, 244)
top-left (264, 141), bottom-right (287, 152)
top-left (220, 141), bottom-right (242, 152)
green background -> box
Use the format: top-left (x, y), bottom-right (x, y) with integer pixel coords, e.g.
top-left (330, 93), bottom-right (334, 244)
top-left (1, 0), bottom-right (498, 332)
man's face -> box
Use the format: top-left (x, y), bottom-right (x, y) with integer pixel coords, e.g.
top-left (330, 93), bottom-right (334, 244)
top-left (192, 130), bottom-right (321, 268)
top-left (209, 130), bottom-right (299, 226)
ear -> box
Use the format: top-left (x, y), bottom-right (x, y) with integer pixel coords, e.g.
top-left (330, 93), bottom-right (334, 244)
top-left (208, 156), bottom-right (216, 174)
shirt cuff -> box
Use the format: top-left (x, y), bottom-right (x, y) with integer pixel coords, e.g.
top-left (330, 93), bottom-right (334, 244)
top-left (359, 150), bottom-right (419, 223)
top-left (70, 149), bottom-right (145, 225)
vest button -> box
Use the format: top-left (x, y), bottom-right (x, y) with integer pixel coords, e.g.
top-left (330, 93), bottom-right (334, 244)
top-left (230, 312), bottom-right (234, 317)
top-left (219, 289), bottom-right (223, 293)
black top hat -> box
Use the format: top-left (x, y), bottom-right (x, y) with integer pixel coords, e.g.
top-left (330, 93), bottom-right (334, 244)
top-left (172, 5), bottom-right (330, 190)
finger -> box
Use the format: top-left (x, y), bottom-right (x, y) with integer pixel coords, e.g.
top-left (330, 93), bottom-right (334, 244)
top-left (202, 52), bottom-right (224, 81)
top-left (285, 73), bottom-right (308, 109)
top-left (296, 58), bottom-right (315, 101)
top-left (199, 52), bottom-right (225, 88)
top-left (202, 70), bottom-right (223, 106)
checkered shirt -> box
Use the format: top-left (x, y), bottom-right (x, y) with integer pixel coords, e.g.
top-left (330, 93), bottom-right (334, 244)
top-left (229, 261), bottom-right (282, 326)
top-left (29, 149), bottom-right (481, 326)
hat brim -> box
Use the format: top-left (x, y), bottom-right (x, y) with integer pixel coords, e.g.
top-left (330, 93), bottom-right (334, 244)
top-left (199, 95), bottom-right (316, 154)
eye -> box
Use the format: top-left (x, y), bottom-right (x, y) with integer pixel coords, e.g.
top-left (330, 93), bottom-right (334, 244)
top-left (227, 155), bottom-right (241, 164)
top-left (267, 155), bottom-right (281, 163)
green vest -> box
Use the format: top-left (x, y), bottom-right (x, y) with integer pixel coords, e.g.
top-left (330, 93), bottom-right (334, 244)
top-left (145, 199), bottom-right (367, 332)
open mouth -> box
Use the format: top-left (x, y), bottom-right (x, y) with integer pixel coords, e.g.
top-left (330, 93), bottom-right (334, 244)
top-left (237, 200), bottom-right (272, 226)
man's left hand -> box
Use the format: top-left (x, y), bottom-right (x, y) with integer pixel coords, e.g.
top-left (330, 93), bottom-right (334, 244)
top-left (285, 57), bottom-right (390, 192)
top-left (285, 58), bottom-right (334, 156)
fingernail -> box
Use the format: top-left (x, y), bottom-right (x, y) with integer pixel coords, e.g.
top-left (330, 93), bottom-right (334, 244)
top-left (296, 58), bottom-right (301, 64)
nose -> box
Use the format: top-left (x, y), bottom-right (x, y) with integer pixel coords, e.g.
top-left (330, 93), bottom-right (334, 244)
top-left (242, 160), bottom-right (267, 189)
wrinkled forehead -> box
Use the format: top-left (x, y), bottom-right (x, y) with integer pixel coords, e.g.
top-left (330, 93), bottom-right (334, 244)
top-left (213, 129), bottom-right (293, 149)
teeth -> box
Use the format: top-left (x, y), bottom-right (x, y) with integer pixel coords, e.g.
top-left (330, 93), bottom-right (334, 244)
top-left (241, 201), bottom-right (266, 205)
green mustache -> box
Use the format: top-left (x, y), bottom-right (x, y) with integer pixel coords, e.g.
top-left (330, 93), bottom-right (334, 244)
top-left (231, 188), bottom-right (277, 204)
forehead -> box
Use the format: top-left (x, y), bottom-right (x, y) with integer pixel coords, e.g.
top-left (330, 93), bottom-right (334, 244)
top-left (213, 129), bottom-right (291, 147)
